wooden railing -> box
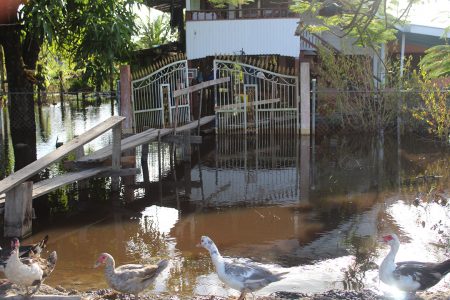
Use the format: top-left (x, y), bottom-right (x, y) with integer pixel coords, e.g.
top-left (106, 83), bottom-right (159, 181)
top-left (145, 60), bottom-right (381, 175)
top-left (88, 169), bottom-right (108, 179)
top-left (186, 8), bottom-right (299, 21)
top-left (300, 31), bottom-right (340, 54)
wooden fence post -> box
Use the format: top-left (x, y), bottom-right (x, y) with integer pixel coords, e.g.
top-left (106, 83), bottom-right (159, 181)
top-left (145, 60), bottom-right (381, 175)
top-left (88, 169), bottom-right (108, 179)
top-left (111, 124), bottom-right (122, 191)
top-left (120, 65), bottom-right (133, 135)
top-left (119, 65), bottom-right (136, 201)
top-left (4, 181), bottom-right (33, 238)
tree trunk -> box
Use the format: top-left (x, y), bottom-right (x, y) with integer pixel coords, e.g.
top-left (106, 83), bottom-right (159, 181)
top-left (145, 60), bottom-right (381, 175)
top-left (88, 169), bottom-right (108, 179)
top-left (0, 46), bottom-right (5, 93)
top-left (0, 26), bottom-right (37, 171)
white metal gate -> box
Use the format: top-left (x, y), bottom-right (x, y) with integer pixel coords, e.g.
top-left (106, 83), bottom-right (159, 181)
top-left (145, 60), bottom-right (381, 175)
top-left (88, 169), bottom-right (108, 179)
top-left (213, 59), bottom-right (298, 134)
top-left (131, 60), bottom-right (191, 132)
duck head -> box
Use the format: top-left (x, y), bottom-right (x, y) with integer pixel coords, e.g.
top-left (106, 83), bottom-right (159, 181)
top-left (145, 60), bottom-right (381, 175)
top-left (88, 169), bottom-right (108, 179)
top-left (197, 236), bottom-right (220, 256)
top-left (94, 253), bottom-right (113, 268)
top-left (197, 236), bottom-right (214, 250)
top-left (381, 233), bottom-right (400, 247)
top-left (10, 238), bottom-right (20, 253)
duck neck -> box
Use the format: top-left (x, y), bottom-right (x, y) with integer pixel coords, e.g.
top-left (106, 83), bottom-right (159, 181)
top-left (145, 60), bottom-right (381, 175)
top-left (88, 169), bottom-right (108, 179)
top-left (7, 249), bottom-right (20, 266)
top-left (105, 256), bottom-right (116, 276)
top-left (380, 242), bottom-right (399, 281)
top-left (208, 243), bottom-right (224, 269)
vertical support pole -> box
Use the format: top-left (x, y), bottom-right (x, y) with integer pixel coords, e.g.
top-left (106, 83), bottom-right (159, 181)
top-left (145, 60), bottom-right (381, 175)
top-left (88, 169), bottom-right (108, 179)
top-left (59, 70), bottom-right (64, 105)
top-left (311, 78), bottom-right (316, 136)
top-left (111, 124), bottom-right (122, 191)
top-left (300, 62), bottom-right (311, 135)
top-left (4, 182), bottom-right (33, 238)
top-left (380, 43), bottom-right (386, 86)
top-left (120, 65), bottom-right (133, 135)
top-left (213, 61), bottom-right (218, 134)
top-left (198, 89), bottom-right (203, 135)
top-left (295, 57), bottom-right (300, 133)
top-left (399, 33), bottom-right (406, 78)
top-left (299, 135), bottom-right (310, 203)
top-left (75, 142), bottom-right (89, 198)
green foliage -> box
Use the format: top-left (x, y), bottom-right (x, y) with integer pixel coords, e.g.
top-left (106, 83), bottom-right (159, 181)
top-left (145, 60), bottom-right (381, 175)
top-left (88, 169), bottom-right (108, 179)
top-left (136, 14), bottom-right (177, 49)
top-left (409, 70), bottom-right (450, 141)
top-left (18, 0), bottom-right (140, 91)
top-left (208, 0), bottom-right (254, 8)
top-left (291, 0), bottom-right (413, 48)
top-left (419, 44), bottom-right (450, 78)
top-left (315, 47), bottom-right (399, 131)
top-left (63, 0), bottom-right (139, 89)
top-left (20, 0), bottom-right (66, 45)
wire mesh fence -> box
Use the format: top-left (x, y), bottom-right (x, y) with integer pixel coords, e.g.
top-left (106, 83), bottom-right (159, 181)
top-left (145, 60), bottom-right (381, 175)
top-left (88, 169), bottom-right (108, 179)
top-left (313, 86), bottom-right (449, 141)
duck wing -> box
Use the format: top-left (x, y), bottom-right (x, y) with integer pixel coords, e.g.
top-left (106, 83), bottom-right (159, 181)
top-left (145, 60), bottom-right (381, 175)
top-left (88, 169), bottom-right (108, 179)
top-left (224, 258), bottom-right (286, 291)
top-left (394, 261), bottom-right (443, 290)
top-left (115, 259), bottom-right (168, 284)
top-left (20, 251), bottom-right (57, 281)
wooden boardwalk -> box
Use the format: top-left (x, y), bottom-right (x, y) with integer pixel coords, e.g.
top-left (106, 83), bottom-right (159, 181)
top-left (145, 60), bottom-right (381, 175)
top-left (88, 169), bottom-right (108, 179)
top-left (0, 114), bottom-right (215, 238)
top-left (77, 115), bottom-right (215, 163)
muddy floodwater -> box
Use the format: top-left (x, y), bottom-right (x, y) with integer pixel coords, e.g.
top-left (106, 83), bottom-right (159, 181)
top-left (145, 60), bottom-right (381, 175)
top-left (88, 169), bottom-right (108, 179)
top-left (0, 100), bottom-right (449, 299)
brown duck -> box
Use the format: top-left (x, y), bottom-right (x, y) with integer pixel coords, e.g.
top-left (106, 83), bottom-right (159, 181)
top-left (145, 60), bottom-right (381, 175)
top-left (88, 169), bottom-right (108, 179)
top-left (94, 253), bottom-right (168, 299)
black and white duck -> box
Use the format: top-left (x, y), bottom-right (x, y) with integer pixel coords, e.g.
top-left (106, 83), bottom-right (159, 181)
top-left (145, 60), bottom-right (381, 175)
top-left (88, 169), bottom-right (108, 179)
top-left (379, 233), bottom-right (450, 295)
top-left (3, 238), bottom-right (57, 295)
top-left (198, 235), bottom-right (287, 300)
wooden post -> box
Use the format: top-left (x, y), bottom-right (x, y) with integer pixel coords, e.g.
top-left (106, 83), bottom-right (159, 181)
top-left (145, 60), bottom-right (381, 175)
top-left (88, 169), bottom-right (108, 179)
top-left (198, 89), bottom-right (203, 135)
top-left (300, 62), bottom-right (311, 135)
top-left (141, 143), bottom-right (149, 161)
top-left (111, 124), bottom-right (122, 191)
top-left (74, 142), bottom-right (89, 193)
top-left (4, 181), bottom-right (33, 238)
top-left (120, 65), bottom-right (134, 135)
top-left (119, 65), bottom-right (136, 200)
top-left (59, 71), bottom-right (64, 104)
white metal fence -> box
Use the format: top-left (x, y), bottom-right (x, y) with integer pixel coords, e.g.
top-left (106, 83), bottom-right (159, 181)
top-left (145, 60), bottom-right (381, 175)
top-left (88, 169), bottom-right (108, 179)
top-left (131, 60), bottom-right (191, 132)
top-left (213, 59), bottom-right (299, 134)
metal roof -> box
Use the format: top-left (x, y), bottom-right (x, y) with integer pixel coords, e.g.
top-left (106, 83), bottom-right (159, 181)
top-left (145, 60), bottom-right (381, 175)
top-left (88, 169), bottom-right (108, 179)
top-left (143, 0), bottom-right (185, 12)
top-left (396, 24), bottom-right (449, 48)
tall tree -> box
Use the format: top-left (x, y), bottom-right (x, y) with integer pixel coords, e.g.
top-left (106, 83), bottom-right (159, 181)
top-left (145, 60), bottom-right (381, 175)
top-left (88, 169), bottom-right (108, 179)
top-left (136, 14), bottom-right (177, 49)
top-left (290, 0), bottom-right (419, 48)
top-left (0, 0), bottom-right (138, 171)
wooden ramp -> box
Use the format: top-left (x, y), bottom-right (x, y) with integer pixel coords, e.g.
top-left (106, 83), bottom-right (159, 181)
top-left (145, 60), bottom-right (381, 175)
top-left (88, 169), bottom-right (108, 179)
top-left (77, 115), bottom-right (215, 163)
top-left (0, 116), bottom-right (125, 196)
top-left (0, 116), bottom-right (126, 238)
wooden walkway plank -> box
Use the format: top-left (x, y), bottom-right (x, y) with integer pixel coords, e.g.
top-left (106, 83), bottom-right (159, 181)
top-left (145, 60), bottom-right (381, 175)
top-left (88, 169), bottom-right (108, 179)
top-left (172, 77), bottom-right (230, 98)
top-left (78, 115), bottom-right (215, 163)
top-left (0, 167), bottom-right (140, 204)
top-left (32, 167), bottom-right (112, 199)
top-left (0, 116), bottom-right (125, 195)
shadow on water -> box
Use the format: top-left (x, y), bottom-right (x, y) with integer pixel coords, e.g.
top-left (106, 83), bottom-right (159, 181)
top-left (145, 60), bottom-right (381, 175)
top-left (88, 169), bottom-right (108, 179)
top-left (0, 100), bottom-right (448, 297)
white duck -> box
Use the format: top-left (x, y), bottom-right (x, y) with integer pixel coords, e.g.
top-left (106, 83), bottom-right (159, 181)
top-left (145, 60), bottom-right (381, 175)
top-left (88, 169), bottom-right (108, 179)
top-left (94, 253), bottom-right (168, 299)
top-left (4, 238), bottom-right (57, 295)
top-left (379, 233), bottom-right (450, 295)
top-left (198, 236), bottom-right (287, 300)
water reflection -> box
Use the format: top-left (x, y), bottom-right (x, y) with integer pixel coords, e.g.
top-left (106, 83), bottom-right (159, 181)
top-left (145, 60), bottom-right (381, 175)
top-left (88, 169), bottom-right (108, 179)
top-left (0, 100), bottom-right (449, 297)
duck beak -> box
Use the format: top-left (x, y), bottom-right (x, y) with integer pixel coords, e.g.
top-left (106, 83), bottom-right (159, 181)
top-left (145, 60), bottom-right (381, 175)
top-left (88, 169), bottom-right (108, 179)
top-left (94, 261), bottom-right (101, 268)
top-left (196, 243), bottom-right (202, 248)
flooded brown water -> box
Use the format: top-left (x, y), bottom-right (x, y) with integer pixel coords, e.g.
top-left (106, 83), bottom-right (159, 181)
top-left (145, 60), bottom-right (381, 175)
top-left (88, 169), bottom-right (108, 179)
top-left (0, 100), bottom-right (449, 298)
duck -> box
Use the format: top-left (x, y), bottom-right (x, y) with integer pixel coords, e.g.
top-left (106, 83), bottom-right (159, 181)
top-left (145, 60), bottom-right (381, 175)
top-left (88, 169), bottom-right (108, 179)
top-left (379, 233), bottom-right (450, 295)
top-left (197, 236), bottom-right (287, 300)
top-left (94, 253), bottom-right (168, 299)
top-left (4, 238), bottom-right (57, 295)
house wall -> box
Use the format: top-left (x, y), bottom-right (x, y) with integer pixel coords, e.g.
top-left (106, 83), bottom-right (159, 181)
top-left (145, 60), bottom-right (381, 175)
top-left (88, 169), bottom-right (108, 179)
top-left (321, 32), bottom-right (373, 55)
top-left (186, 19), bottom-right (300, 60)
